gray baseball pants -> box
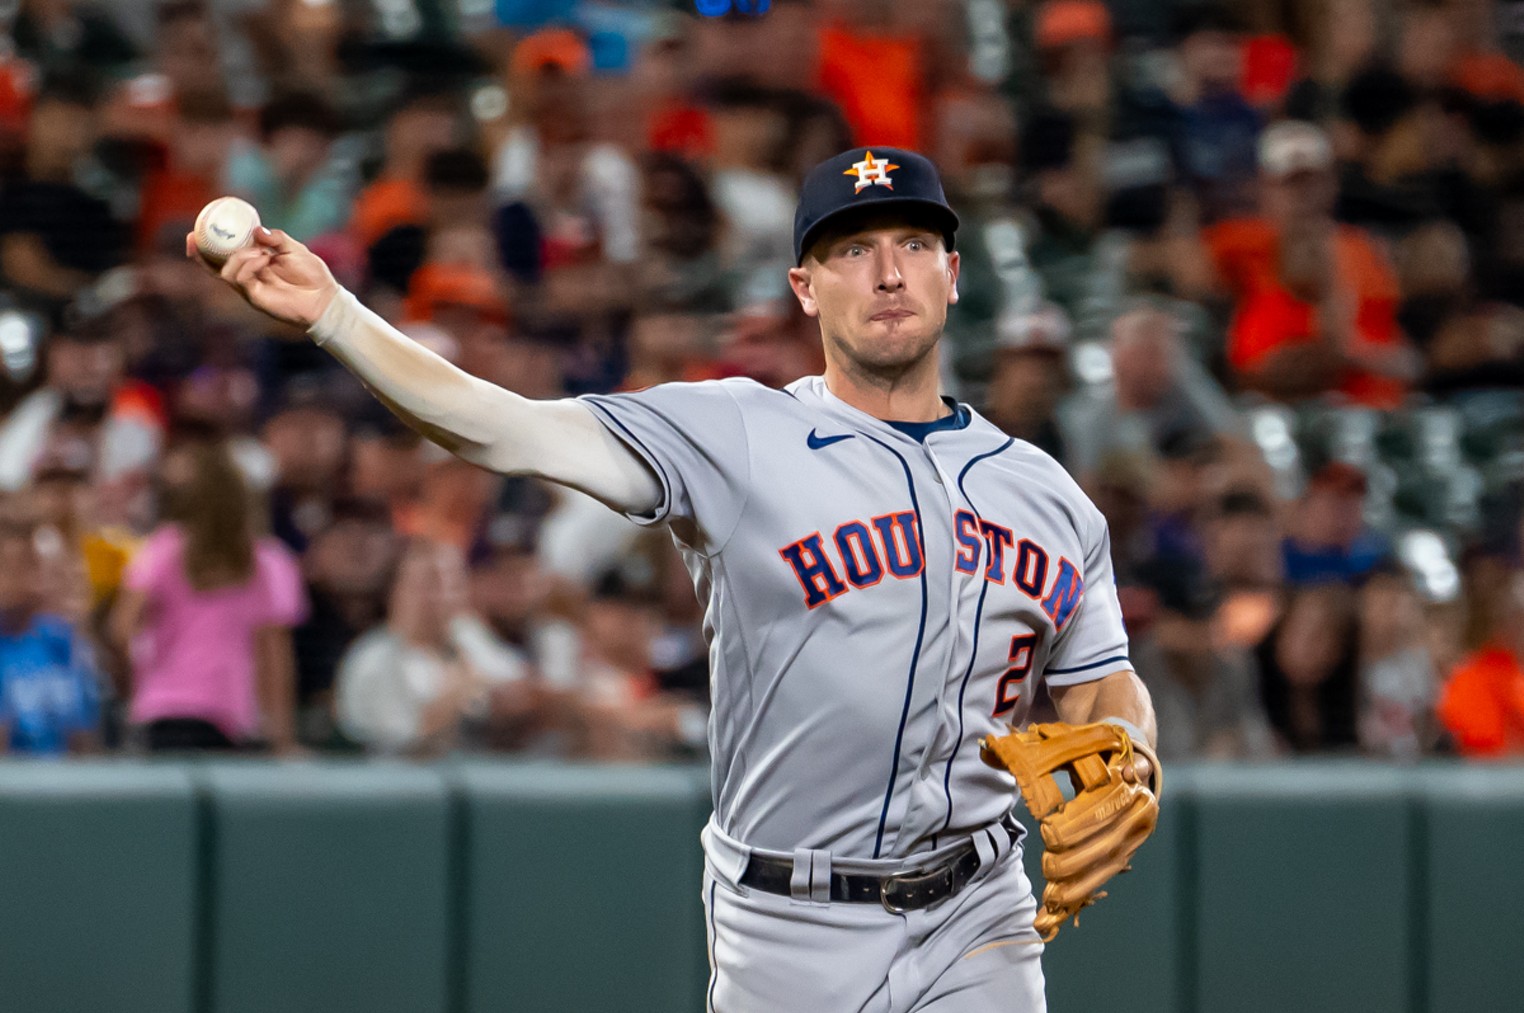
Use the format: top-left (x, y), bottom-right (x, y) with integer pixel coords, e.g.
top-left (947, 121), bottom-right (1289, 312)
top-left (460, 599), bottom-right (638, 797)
top-left (701, 819), bottom-right (1046, 1012)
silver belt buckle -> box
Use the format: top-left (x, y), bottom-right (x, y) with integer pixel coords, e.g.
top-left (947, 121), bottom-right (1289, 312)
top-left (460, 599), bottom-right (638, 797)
top-left (879, 863), bottom-right (947, 914)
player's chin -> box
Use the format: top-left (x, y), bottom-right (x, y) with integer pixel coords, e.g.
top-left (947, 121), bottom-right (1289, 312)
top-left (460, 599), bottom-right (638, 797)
top-left (855, 344), bottom-right (936, 375)
top-left (866, 326), bottom-right (938, 360)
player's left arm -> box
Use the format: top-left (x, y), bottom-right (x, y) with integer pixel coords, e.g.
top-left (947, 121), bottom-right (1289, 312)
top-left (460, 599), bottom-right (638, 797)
top-left (1047, 669), bottom-right (1156, 748)
top-left (1048, 668), bottom-right (1158, 785)
top-left (1039, 487), bottom-right (1159, 783)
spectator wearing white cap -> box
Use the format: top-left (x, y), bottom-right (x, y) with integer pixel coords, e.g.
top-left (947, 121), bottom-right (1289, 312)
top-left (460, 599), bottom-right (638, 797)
top-left (1205, 120), bottom-right (1420, 408)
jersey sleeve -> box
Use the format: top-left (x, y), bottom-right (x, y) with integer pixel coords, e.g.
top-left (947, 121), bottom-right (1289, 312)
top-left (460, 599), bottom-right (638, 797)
top-left (1043, 508), bottom-right (1132, 687)
top-left (577, 380), bottom-right (751, 552)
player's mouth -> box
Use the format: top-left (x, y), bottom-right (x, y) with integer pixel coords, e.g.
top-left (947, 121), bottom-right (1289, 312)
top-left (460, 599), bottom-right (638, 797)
top-left (869, 308), bottom-right (915, 321)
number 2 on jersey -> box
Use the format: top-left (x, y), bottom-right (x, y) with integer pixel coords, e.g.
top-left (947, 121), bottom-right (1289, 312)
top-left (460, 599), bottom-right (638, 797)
top-left (993, 634), bottom-right (1037, 717)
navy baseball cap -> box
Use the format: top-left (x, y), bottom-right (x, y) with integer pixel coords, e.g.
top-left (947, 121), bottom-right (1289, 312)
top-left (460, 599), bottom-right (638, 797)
top-left (793, 147), bottom-right (959, 264)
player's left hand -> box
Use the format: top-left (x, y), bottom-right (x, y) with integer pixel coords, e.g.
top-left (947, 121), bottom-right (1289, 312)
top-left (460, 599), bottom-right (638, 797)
top-left (1123, 751), bottom-right (1152, 787)
top-left (980, 721), bottom-right (1162, 941)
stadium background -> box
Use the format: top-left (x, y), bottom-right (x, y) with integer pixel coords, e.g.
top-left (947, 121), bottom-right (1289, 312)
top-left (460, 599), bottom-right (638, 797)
top-left (0, 0), bottom-right (1522, 1009)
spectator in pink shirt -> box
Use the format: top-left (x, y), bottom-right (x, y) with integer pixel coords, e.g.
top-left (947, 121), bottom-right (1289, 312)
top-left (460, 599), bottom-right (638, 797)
top-left (110, 439), bottom-right (306, 752)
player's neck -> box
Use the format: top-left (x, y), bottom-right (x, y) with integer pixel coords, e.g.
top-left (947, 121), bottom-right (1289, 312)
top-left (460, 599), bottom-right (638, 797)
top-left (823, 357), bottom-right (948, 423)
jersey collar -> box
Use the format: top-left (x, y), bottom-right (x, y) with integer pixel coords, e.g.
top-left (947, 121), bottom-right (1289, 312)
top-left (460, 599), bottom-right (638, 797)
top-left (795, 376), bottom-right (974, 444)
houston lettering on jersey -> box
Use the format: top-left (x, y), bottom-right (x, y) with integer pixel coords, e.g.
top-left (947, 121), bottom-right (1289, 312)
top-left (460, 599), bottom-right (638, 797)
top-left (779, 508), bottom-right (1084, 626)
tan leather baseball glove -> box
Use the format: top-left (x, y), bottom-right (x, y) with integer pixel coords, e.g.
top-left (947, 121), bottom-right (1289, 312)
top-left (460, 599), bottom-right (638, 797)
top-left (980, 721), bottom-right (1161, 942)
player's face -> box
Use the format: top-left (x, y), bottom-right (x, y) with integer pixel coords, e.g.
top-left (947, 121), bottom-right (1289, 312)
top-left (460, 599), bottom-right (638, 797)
top-left (788, 218), bottom-right (959, 377)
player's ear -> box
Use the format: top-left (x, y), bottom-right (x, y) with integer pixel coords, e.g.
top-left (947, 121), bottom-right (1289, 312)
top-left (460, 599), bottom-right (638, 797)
top-left (946, 250), bottom-right (960, 306)
top-left (787, 266), bottom-right (820, 318)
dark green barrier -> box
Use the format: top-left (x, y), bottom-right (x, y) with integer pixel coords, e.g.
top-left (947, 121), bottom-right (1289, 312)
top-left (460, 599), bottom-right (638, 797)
top-left (1420, 765), bottom-right (1524, 1013)
top-left (3, 758), bottom-right (1524, 1012)
top-left (201, 762), bottom-right (454, 1013)
top-left (1191, 765), bottom-right (1414, 1013)
top-left (454, 762), bottom-right (712, 1013)
top-left (0, 762), bottom-right (199, 1013)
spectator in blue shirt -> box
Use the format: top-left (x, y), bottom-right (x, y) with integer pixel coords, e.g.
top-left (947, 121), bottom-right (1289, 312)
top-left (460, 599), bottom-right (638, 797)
top-left (1283, 462), bottom-right (1391, 586)
top-left (0, 517), bottom-right (102, 755)
top-left (1169, 5), bottom-right (1263, 223)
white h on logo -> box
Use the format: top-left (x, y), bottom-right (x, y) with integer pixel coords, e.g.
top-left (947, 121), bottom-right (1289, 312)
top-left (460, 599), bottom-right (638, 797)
top-left (844, 151), bottom-right (900, 193)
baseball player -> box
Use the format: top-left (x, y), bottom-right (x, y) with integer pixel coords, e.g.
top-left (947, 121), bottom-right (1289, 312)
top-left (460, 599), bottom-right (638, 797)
top-left (193, 146), bottom-right (1159, 1012)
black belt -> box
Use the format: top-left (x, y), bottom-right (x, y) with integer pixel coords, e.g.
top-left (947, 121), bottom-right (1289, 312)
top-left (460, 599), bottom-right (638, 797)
top-left (738, 816), bottom-right (1021, 913)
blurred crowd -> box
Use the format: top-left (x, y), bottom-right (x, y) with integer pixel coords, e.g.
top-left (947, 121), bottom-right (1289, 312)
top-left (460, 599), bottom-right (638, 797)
top-left (1, 0), bottom-right (1523, 762)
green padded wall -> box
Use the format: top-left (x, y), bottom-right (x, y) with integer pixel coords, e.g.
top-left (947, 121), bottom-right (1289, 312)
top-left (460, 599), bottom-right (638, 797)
top-left (0, 761), bottom-right (199, 1013)
top-left (8, 757), bottom-right (1524, 1012)
top-left (1016, 768), bottom-right (1190, 1013)
top-left (1191, 764), bottom-right (1414, 1013)
top-left (201, 762), bottom-right (454, 1013)
top-left (1420, 765), bottom-right (1524, 1013)
top-left (455, 762), bottom-right (712, 1013)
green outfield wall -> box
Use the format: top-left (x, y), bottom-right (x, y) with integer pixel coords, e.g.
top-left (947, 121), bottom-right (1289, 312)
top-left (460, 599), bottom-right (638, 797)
top-left (0, 759), bottom-right (1516, 1013)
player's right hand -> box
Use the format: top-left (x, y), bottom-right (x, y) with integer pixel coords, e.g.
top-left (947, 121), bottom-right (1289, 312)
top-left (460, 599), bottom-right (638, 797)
top-left (185, 226), bottom-right (340, 330)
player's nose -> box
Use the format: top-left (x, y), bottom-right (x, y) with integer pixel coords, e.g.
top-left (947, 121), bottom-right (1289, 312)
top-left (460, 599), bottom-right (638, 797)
top-left (874, 246), bottom-right (905, 292)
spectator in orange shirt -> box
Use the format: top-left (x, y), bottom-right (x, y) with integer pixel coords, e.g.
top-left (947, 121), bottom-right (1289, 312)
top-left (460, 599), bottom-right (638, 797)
top-left (1206, 120), bottom-right (1419, 407)
top-left (1030, 0), bottom-right (1114, 126)
top-left (634, 16), bottom-right (712, 161)
top-left (1395, 0), bottom-right (1524, 106)
top-left (1438, 569), bottom-right (1524, 758)
top-left (1432, 0), bottom-right (1524, 104)
top-left (135, 91), bottom-right (237, 256)
top-left (349, 89), bottom-right (463, 252)
top-left (814, 0), bottom-right (925, 150)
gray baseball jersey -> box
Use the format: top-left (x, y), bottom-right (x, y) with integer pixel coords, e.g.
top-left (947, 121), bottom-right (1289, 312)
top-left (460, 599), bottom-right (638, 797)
top-left (581, 374), bottom-right (1130, 861)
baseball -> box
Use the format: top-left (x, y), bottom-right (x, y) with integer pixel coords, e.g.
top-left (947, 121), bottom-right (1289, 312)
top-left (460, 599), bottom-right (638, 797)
top-left (193, 196), bottom-right (261, 268)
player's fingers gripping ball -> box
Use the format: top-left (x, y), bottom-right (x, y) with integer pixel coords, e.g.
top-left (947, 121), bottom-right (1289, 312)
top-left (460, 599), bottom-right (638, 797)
top-left (980, 721), bottom-right (1162, 942)
top-left (194, 196), bottom-right (261, 268)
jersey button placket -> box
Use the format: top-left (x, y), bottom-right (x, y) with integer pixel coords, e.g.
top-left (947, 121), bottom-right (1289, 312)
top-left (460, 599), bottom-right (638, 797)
top-left (910, 444), bottom-right (975, 791)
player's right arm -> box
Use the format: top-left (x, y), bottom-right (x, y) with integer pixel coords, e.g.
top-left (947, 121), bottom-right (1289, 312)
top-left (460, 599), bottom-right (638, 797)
top-left (190, 227), bottom-right (662, 515)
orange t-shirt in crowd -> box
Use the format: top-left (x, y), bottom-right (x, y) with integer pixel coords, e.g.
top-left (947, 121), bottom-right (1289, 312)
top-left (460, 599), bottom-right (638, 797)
top-left (1451, 52), bottom-right (1524, 104)
top-left (816, 22), bottom-right (923, 151)
top-left (1437, 645), bottom-right (1524, 758)
top-left (1206, 217), bottom-right (1406, 408)
top-left (349, 178), bottom-right (429, 251)
top-left (136, 166), bottom-right (218, 253)
top-left (647, 101), bottom-right (713, 161)
top-left (109, 378), bottom-right (167, 431)
top-left (391, 459), bottom-right (497, 551)
top-left (1241, 34), bottom-right (1299, 108)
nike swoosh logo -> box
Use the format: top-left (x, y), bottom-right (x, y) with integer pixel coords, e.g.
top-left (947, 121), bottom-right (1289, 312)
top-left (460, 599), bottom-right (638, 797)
top-left (807, 429), bottom-right (854, 450)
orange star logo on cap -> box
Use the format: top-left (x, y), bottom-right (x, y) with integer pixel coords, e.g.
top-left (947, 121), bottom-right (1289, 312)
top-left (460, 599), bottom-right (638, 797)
top-left (844, 150), bottom-right (899, 193)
